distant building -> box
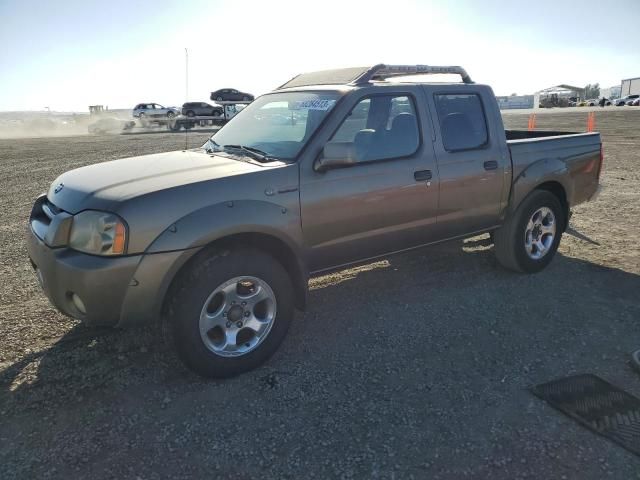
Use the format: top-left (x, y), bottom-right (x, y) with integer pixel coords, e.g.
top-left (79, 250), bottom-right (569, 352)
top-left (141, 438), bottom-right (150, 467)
top-left (621, 77), bottom-right (640, 97)
top-left (600, 85), bottom-right (621, 99)
top-left (496, 95), bottom-right (534, 110)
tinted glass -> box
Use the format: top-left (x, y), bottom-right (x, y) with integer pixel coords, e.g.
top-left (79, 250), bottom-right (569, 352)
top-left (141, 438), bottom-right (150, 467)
top-left (330, 95), bottom-right (419, 162)
top-left (434, 94), bottom-right (488, 151)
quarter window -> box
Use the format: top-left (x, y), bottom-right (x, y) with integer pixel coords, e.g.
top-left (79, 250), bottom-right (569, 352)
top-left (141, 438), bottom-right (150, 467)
top-left (434, 94), bottom-right (488, 151)
top-left (329, 95), bottom-right (419, 162)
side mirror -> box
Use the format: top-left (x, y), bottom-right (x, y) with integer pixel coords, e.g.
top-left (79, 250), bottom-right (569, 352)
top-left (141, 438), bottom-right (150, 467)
top-left (314, 142), bottom-right (358, 172)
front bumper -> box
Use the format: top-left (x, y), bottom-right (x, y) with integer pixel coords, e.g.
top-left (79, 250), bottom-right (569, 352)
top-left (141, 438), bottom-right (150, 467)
top-left (28, 226), bottom-right (141, 326)
top-left (27, 197), bottom-right (196, 327)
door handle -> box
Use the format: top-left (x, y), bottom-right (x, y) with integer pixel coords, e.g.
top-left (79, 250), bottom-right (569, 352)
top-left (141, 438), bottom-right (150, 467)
top-left (483, 160), bottom-right (498, 171)
top-left (414, 170), bottom-right (432, 181)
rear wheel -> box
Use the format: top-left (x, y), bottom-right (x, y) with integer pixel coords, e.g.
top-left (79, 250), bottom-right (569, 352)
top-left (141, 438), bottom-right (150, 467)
top-left (186, 110), bottom-right (195, 117)
top-left (216, 96), bottom-right (223, 102)
top-left (167, 111), bottom-right (175, 119)
top-left (164, 248), bottom-right (294, 378)
top-left (494, 190), bottom-right (564, 273)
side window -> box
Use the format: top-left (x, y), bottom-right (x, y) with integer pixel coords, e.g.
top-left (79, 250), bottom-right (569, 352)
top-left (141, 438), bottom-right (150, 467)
top-left (434, 94), bottom-right (488, 151)
top-left (329, 95), bottom-right (419, 162)
top-left (331, 99), bottom-right (370, 142)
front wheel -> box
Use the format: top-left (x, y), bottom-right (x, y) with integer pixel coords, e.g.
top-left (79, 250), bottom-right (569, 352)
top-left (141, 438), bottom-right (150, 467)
top-left (164, 248), bottom-right (294, 378)
top-left (494, 190), bottom-right (564, 273)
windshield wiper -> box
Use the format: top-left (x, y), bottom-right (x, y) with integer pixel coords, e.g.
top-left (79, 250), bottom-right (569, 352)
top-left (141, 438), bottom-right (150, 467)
top-left (223, 144), bottom-right (276, 162)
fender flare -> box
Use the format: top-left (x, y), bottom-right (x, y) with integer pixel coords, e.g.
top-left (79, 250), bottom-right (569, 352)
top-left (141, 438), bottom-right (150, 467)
top-left (508, 157), bottom-right (573, 216)
top-left (145, 199), bottom-right (308, 311)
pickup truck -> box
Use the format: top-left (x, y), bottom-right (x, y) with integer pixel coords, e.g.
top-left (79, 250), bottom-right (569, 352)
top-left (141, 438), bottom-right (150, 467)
top-left (27, 64), bottom-right (603, 378)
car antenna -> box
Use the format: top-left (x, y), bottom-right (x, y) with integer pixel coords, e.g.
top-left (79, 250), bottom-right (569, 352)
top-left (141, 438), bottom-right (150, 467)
top-left (184, 47), bottom-right (189, 150)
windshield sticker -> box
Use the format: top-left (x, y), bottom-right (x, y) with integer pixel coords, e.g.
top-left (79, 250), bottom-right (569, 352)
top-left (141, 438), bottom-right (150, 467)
top-left (291, 99), bottom-right (336, 111)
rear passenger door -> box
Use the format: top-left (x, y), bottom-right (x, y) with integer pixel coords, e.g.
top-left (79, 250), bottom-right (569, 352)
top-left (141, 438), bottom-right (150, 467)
top-left (425, 88), bottom-right (507, 237)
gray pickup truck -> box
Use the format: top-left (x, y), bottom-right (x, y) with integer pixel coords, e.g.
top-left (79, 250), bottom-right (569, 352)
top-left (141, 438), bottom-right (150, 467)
top-left (28, 64), bottom-right (603, 377)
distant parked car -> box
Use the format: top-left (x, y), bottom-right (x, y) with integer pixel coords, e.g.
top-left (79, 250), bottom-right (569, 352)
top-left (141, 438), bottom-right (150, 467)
top-left (132, 103), bottom-right (179, 118)
top-left (182, 102), bottom-right (224, 117)
top-left (614, 95), bottom-right (639, 106)
top-left (210, 88), bottom-right (254, 103)
top-left (586, 99), bottom-right (598, 106)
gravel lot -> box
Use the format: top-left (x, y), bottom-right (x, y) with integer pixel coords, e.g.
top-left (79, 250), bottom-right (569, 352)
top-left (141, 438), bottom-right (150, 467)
top-left (1, 110), bottom-right (639, 479)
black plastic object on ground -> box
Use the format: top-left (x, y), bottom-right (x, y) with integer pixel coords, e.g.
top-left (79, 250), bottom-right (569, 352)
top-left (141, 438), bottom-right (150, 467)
top-left (531, 374), bottom-right (640, 456)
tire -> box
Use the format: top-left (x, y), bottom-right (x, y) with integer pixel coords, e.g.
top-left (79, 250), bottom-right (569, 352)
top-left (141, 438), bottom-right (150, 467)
top-left (138, 112), bottom-right (145, 118)
top-left (164, 248), bottom-right (294, 378)
top-left (186, 110), bottom-right (195, 117)
top-left (167, 111), bottom-right (175, 119)
top-left (243, 96), bottom-right (250, 101)
top-left (216, 96), bottom-right (223, 101)
top-left (493, 190), bottom-right (564, 273)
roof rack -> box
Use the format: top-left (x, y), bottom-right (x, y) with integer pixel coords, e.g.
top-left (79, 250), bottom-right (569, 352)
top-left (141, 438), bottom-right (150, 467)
top-left (277, 64), bottom-right (474, 90)
top-left (353, 64), bottom-right (473, 85)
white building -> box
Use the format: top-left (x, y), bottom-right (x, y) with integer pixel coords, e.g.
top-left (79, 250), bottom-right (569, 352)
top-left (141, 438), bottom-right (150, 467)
top-left (621, 77), bottom-right (640, 97)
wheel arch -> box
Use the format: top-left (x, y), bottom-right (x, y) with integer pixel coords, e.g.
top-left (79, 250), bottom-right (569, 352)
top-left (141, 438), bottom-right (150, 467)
top-left (161, 231), bottom-right (308, 316)
top-left (508, 158), bottom-right (573, 230)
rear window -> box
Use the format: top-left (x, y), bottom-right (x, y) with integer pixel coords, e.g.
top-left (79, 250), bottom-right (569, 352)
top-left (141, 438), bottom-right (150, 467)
top-left (434, 94), bottom-right (488, 152)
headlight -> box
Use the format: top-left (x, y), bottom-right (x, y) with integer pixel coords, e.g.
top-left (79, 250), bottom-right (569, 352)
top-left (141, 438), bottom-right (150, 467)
top-left (69, 210), bottom-right (127, 256)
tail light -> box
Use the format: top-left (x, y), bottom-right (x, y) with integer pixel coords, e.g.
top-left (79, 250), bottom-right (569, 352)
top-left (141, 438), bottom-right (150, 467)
top-left (597, 143), bottom-right (604, 179)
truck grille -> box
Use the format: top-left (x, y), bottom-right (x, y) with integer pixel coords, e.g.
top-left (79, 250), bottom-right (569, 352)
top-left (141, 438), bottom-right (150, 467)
top-left (30, 196), bottom-right (70, 244)
top-left (31, 196), bottom-right (62, 226)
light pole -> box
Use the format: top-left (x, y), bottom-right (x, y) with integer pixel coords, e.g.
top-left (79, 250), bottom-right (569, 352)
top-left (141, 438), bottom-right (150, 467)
top-left (185, 48), bottom-right (189, 103)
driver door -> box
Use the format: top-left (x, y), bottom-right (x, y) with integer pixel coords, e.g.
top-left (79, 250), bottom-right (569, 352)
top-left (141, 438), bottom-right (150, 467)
top-left (299, 91), bottom-right (440, 271)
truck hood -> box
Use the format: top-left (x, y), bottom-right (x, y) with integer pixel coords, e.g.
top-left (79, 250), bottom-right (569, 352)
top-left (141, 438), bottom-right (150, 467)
top-left (48, 149), bottom-right (268, 213)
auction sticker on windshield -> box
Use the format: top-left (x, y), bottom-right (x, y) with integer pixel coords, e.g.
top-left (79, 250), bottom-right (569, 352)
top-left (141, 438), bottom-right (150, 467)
top-left (292, 99), bottom-right (336, 110)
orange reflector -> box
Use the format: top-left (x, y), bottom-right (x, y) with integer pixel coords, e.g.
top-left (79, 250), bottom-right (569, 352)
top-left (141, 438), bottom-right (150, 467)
top-left (113, 222), bottom-right (126, 254)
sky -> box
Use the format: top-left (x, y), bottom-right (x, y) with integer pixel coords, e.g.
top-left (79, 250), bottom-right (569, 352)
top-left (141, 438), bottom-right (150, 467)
top-left (1, 0), bottom-right (639, 112)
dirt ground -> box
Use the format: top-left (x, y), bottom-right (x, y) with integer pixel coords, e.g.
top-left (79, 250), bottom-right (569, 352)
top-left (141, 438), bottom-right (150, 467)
top-left (0, 110), bottom-right (639, 479)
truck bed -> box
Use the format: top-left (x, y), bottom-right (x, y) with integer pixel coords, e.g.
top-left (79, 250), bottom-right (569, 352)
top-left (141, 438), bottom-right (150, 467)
top-left (506, 130), bottom-right (601, 209)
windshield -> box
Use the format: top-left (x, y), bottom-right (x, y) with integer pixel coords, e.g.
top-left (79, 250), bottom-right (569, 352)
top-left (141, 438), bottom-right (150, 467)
top-left (205, 91), bottom-right (341, 160)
